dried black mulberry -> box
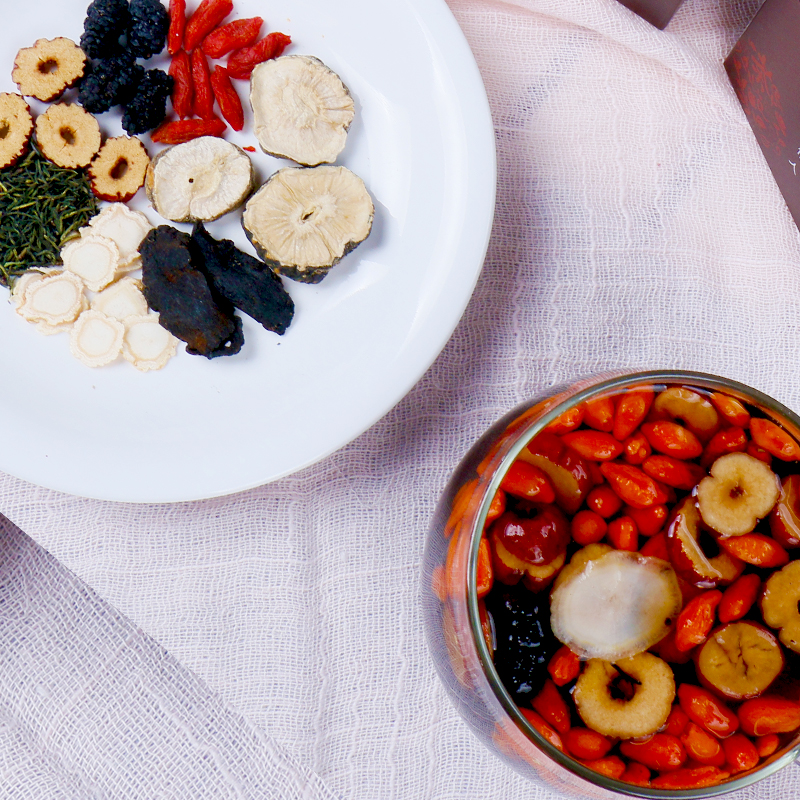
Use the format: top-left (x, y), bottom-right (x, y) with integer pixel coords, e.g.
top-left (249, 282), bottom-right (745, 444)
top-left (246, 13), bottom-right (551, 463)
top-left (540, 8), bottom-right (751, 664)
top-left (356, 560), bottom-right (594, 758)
top-left (128, 0), bottom-right (170, 59)
top-left (78, 55), bottom-right (144, 114)
top-left (121, 68), bottom-right (173, 135)
top-left (81, 0), bottom-right (130, 59)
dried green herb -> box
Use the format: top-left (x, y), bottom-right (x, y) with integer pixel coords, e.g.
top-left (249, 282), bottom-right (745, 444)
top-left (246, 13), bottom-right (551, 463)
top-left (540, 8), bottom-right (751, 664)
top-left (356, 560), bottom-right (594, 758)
top-left (0, 143), bottom-right (97, 287)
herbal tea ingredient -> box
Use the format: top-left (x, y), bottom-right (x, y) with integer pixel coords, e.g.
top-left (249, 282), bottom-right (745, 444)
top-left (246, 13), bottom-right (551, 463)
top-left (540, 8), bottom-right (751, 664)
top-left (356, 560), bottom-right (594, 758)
top-left (0, 145), bottom-right (97, 286)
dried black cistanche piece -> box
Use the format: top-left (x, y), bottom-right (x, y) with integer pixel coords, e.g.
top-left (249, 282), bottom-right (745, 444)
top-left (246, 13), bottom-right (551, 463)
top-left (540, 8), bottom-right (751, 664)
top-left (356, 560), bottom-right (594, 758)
top-left (615, 0), bottom-right (684, 29)
top-left (139, 225), bottom-right (243, 358)
top-left (725, 0), bottom-right (800, 231)
top-left (190, 223), bottom-right (295, 335)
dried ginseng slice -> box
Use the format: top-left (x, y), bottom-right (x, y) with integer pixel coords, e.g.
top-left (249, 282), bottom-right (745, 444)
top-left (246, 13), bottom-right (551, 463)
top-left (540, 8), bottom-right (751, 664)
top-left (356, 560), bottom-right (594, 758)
top-left (36, 104), bottom-right (101, 168)
top-left (61, 233), bottom-right (120, 292)
top-left (85, 203), bottom-right (152, 269)
top-left (12, 37), bottom-right (86, 102)
top-left (89, 136), bottom-right (151, 202)
top-left (0, 93), bottom-right (33, 168)
top-left (17, 270), bottom-right (86, 326)
top-left (69, 309), bottom-right (124, 367)
top-left (122, 314), bottom-right (178, 371)
top-left (91, 276), bottom-right (148, 320)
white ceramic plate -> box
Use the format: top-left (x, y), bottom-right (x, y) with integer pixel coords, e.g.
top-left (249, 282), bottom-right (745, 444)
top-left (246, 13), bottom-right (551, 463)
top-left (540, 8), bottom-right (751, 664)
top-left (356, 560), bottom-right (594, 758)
top-left (0, 0), bottom-right (496, 502)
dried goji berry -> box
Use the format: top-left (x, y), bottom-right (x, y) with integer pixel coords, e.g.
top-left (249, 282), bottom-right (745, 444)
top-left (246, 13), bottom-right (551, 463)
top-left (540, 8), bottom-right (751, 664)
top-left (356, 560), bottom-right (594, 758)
top-left (485, 489), bottom-right (506, 527)
top-left (620, 733), bottom-right (686, 771)
top-left (664, 704), bottom-right (690, 737)
top-left (674, 590), bottom-right (722, 652)
top-left (745, 441), bottom-right (773, 465)
top-left (701, 426), bottom-right (748, 469)
top-left (640, 530), bottom-right (669, 560)
top-left (544, 405), bottom-right (584, 434)
top-left (168, 0), bottom-right (186, 55)
top-left (202, 16), bottom-right (263, 58)
top-left (718, 573), bottom-right (760, 623)
top-left (561, 430), bottom-right (623, 461)
top-left (500, 461), bottom-right (555, 503)
top-left (649, 766), bottom-right (729, 789)
top-left (613, 389), bottom-right (654, 441)
top-left (718, 533), bottom-right (789, 568)
top-left (622, 431), bottom-right (651, 464)
top-left (738, 696), bottom-right (800, 736)
top-left (563, 727), bottom-right (612, 760)
top-left (641, 421), bottom-right (703, 460)
top-left (680, 722), bottom-right (725, 766)
top-left (184, 0), bottom-right (233, 52)
top-left (623, 504), bottom-right (667, 537)
top-left (520, 708), bottom-right (564, 752)
top-left (582, 396), bottom-right (615, 432)
top-left (755, 733), bottom-right (780, 758)
top-left (678, 684), bottom-right (739, 737)
top-left (531, 679), bottom-right (571, 734)
top-left (586, 485), bottom-right (623, 518)
top-left (709, 392), bottom-right (751, 427)
top-left (210, 65), bottom-right (244, 131)
top-left (476, 537), bottom-right (493, 599)
top-left (168, 49), bottom-right (193, 119)
top-left (547, 645), bottom-right (580, 686)
top-left (227, 32), bottom-right (292, 80)
top-left (750, 418), bottom-right (800, 461)
top-left (722, 732), bottom-right (759, 773)
top-left (620, 762), bottom-right (650, 786)
top-left (150, 117), bottom-right (226, 144)
top-left (642, 455), bottom-right (705, 490)
top-left (607, 516), bottom-right (638, 551)
top-left (600, 462), bottom-right (660, 509)
top-left (571, 509), bottom-right (607, 545)
top-left (580, 756), bottom-right (625, 779)
top-left (191, 49), bottom-right (216, 120)
top-left (651, 628), bottom-right (693, 664)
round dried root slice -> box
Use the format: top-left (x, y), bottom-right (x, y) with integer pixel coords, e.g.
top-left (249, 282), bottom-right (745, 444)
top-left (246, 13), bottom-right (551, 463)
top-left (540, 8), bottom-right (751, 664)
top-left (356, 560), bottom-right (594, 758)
top-left (550, 549), bottom-right (682, 660)
top-left (35, 103), bottom-right (101, 168)
top-left (697, 452), bottom-right (780, 536)
top-left (69, 309), bottom-right (124, 367)
top-left (12, 37), bottom-right (86, 102)
top-left (250, 55), bottom-right (355, 166)
top-left (0, 93), bottom-right (33, 168)
top-left (122, 314), bottom-right (178, 371)
top-left (10, 270), bottom-right (46, 308)
top-left (91, 276), bottom-right (148, 320)
top-left (761, 560), bottom-right (800, 653)
top-left (17, 270), bottom-right (85, 326)
top-left (61, 233), bottom-right (120, 292)
top-left (145, 137), bottom-right (255, 222)
top-left (85, 203), bottom-right (152, 268)
top-left (573, 652), bottom-right (675, 739)
top-left (243, 165), bottom-right (373, 283)
top-left (696, 622), bottom-right (784, 699)
top-left (89, 136), bottom-right (150, 203)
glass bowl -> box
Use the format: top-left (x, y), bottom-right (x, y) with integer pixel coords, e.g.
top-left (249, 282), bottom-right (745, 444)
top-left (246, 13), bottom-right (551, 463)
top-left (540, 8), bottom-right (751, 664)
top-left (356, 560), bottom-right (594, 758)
top-left (422, 370), bottom-right (800, 798)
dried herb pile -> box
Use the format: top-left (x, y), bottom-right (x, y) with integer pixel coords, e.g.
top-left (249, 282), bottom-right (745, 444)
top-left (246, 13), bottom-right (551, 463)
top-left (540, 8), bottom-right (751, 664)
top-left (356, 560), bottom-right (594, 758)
top-left (0, 144), bottom-right (97, 286)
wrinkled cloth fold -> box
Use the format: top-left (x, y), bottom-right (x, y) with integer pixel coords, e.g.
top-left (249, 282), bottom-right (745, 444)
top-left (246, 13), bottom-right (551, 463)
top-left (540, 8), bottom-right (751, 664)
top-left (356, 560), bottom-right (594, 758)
top-left (3, 0), bottom-right (800, 797)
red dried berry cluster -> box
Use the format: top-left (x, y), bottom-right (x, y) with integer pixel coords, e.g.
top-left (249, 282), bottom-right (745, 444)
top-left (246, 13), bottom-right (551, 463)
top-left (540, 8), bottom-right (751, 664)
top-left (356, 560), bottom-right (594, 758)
top-left (153, 0), bottom-right (291, 144)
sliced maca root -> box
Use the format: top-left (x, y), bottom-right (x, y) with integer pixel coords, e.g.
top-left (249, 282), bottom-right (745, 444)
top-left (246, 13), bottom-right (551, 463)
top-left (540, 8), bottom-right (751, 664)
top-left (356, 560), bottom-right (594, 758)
top-left (139, 225), bottom-right (243, 358)
top-left (242, 165), bottom-right (373, 284)
top-left (191, 223), bottom-right (294, 335)
top-left (35, 104), bottom-right (101, 168)
top-left (12, 38), bottom-right (87, 102)
top-left (250, 55), bottom-right (354, 166)
top-left (122, 313), bottom-right (178, 371)
top-left (88, 136), bottom-right (150, 202)
top-left (16, 270), bottom-right (86, 327)
top-left (91, 276), bottom-right (149, 320)
top-left (61, 233), bottom-right (120, 292)
top-left (0, 93), bottom-right (33, 168)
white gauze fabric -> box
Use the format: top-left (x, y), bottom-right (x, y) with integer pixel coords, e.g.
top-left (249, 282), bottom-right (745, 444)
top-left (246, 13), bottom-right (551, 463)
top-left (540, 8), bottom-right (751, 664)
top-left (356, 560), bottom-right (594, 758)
top-left (2, 0), bottom-right (800, 797)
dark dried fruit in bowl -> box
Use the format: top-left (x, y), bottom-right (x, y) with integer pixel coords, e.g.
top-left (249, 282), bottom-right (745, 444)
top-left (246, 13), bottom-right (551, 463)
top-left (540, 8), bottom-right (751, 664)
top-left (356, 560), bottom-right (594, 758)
top-left (81, 0), bottom-right (131, 58)
top-left (121, 68), bottom-right (173, 135)
top-left (190, 223), bottom-right (294, 335)
top-left (128, 0), bottom-right (170, 59)
top-left (78, 55), bottom-right (145, 114)
top-left (139, 225), bottom-right (243, 358)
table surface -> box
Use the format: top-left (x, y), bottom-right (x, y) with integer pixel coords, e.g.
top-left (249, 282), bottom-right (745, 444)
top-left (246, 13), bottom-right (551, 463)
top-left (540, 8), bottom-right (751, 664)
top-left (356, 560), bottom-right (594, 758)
top-left (3, 0), bottom-right (800, 797)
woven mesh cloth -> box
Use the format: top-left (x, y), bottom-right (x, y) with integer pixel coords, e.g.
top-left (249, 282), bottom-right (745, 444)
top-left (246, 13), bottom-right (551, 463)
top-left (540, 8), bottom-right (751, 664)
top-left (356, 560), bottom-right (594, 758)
top-left (2, 0), bottom-right (800, 797)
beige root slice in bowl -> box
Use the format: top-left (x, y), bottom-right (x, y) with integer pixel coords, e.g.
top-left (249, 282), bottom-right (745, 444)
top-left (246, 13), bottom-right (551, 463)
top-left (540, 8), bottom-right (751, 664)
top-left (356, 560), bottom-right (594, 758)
top-left (145, 136), bottom-right (254, 222)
